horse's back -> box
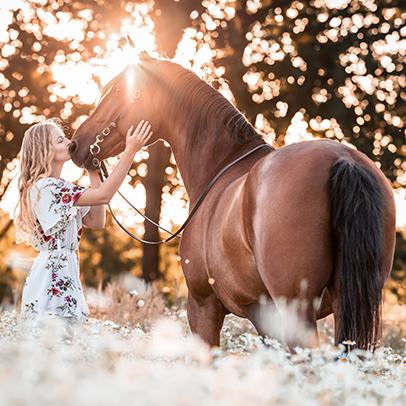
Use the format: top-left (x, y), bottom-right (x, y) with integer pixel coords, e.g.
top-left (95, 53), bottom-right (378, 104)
top-left (248, 139), bottom-right (393, 202)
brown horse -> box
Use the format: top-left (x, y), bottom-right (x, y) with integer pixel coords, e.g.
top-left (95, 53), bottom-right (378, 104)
top-left (70, 52), bottom-right (396, 350)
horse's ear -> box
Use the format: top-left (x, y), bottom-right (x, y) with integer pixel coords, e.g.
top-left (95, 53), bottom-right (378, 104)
top-left (127, 35), bottom-right (135, 48)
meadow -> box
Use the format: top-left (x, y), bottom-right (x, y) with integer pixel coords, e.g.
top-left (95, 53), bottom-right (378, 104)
top-left (1, 284), bottom-right (406, 406)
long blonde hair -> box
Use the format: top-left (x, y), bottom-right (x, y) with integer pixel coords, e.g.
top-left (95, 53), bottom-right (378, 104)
top-left (14, 119), bottom-right (61, 245)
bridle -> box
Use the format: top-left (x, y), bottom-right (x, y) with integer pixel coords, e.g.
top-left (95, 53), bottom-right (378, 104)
top-left (88, 88), bottom-right (272, 245)
top-left (89, 90), bottom-right (141, 169)
top-left (88, 87), bottom-right (179, 243)
top-left (89, 60), bottom-right (157, 167)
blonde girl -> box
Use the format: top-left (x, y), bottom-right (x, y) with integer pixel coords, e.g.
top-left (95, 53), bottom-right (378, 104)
top-left (15, 118), bottom-right (152, 328)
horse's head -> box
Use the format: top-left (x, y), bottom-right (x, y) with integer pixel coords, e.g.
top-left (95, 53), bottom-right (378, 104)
top-left (69, 52), bottom-right (161, 170)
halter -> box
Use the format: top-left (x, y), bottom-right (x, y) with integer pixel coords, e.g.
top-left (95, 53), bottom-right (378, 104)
top-left (89, 90), bottom-right (141, 169)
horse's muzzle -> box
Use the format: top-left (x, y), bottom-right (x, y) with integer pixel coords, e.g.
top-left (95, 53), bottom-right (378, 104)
top-left (69, 140), bottom-right (78, 156)
top-left (69, 140), bottom-right (91, 169)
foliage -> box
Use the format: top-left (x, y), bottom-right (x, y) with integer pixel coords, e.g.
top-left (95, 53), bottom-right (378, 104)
top-left (87, 280), bottom-right (169, 330)
top-left (190, 0), bottom-right (406, 184)
top-left (0, 0), bottom-right (405, 297)
top-left (0, 0), bottom-right (190, 282)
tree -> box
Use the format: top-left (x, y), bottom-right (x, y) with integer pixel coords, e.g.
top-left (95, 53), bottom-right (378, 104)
top-left (141, 141), bottom-right (171, 282)
top-left (190, 0), bottom-right (405, 184)
top-left (0, 0), bottom-right (193, 283)
top-left (139, 0), bottom-right (205, 281)
top-left (1, 0), bottom-right (405, 290)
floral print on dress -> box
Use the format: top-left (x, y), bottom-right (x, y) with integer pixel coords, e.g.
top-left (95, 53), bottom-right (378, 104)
top-left (57, 295), bottom-right (80, 318)
top-left (20, 178), bottom-right (90, 325)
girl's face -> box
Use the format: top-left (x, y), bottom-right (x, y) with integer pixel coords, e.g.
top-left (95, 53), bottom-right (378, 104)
top-left (51, 128), bottom-right (71, 164)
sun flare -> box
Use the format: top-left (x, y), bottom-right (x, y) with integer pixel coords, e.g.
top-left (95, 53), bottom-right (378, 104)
top-left (0, 1), bottom-right (202, 232)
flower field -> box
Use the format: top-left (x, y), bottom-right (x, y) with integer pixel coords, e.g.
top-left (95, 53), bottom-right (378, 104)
top-left (1, 308), bottom-right (406, 406)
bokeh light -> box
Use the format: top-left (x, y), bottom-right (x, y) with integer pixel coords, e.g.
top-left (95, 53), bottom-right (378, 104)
top-left (0, 0), bottom-right (405, 230)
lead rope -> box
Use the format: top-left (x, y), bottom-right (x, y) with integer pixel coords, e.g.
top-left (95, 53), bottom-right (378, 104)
top-left (98, 162), bottom-right (178, 245)
top-left (97, 143), bottom-right (271, 245)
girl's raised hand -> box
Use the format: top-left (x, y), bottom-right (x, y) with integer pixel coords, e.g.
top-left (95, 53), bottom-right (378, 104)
top-left (125, 120), bottom-right (153, 155)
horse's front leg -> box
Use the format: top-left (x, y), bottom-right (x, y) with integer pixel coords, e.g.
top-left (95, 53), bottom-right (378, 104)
top-left (187, 293), bottom-right (228, 347)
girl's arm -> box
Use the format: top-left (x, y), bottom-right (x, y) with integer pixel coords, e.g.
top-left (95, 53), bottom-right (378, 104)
top-left (81, 171), bottom-right (105, 230)
top-left (74, 120), bottom-right (152, 208)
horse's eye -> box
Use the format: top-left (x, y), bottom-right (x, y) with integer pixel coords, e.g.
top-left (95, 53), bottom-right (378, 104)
top-left (115, 87), bottom-right (123, 93)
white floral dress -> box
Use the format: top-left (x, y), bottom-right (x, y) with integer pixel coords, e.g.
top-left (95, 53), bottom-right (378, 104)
top-left (20, 177), bottom-right (90, 325)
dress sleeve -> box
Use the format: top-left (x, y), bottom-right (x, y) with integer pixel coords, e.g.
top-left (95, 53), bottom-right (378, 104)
top-left (34, 178), bottom-right (87, 236)
top-left (79, 206), bottom-right (91, 219)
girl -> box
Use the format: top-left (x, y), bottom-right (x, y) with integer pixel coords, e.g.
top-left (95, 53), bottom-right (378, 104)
top-left (15, 118), bottom-right (152, 329)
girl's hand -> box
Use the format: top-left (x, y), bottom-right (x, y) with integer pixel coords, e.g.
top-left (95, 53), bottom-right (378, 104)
top-left (74, 121), bottom-right (152, 207)
top-left (125, 120), bottom-right (153, 155)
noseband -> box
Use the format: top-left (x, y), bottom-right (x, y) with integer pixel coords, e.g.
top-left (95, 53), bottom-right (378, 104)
top-left (89, 90), bottom-right (141, 169)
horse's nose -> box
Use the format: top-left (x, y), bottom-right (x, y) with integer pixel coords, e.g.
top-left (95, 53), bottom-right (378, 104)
top-left (69, 140), bottom-right (78, 156)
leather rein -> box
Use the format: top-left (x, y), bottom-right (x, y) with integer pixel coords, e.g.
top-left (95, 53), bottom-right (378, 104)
top-left (89, 90), bottom-right (271, 245)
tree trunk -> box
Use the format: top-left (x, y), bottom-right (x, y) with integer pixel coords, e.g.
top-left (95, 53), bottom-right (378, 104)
top-left (141, 141), bottom-right (171, 282)
top-left (140, 1), bottom-right (204, 282)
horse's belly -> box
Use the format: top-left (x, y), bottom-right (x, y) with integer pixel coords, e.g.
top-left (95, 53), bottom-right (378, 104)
top-left (206, 249), bottom-right (268, 316)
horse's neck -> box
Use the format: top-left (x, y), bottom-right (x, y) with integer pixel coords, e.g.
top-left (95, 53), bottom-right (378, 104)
top-left (155, 67), bottom-right (266, 202)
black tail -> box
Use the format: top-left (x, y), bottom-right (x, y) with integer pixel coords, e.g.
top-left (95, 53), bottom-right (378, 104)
top-left (328, 159), bottom-right (385, 349)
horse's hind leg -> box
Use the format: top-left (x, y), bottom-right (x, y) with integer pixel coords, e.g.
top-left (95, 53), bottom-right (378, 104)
top-left (249, 210), bottom-right (331, 350)
top-left (247, 296), bottom-right (318, 350)
top-left (277, 298), bottom-right (319, 350)
top-left (187, 293), bottom-right (227, 347)
top-left (247, 301), bottom-right (283, 342)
